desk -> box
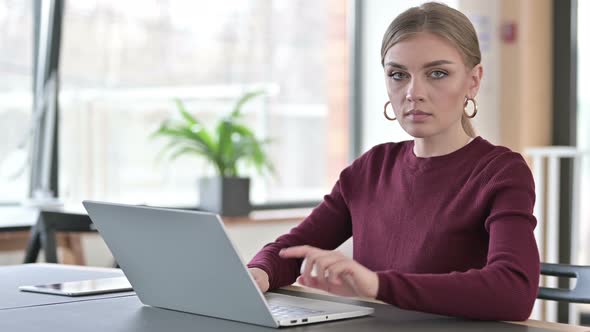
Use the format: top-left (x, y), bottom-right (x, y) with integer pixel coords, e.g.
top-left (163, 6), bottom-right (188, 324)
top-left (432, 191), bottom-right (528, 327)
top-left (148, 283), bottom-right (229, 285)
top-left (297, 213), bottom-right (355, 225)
top-left (0, 207), bottom-right (33, 256)
top-left (0, 264), bottom-right (587, 331)
top-left (0, 263), bottom-right (133, 310)
top-left (20, 206), bottom-right (310, 265)
top-left (0, 205), bottom-right (308, 264)
top-left (0, 207), bottom-right (86, 264)
top-left (23, 208), bottom-right (95, 263)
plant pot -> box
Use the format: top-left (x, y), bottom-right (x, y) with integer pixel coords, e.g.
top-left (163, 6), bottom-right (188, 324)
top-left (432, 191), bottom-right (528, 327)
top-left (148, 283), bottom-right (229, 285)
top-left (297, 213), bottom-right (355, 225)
top-left (198, 177), bottom-right (251, 217)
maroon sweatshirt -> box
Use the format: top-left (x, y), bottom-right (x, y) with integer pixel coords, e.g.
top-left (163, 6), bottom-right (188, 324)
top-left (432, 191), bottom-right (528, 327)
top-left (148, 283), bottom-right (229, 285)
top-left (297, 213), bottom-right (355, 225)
top-left (248, 136), bottom-right (540, 321)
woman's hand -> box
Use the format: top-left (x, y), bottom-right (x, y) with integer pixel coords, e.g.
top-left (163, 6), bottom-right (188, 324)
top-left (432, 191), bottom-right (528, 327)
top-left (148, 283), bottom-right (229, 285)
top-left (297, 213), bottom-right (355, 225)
top-left (279, 246), bottom-right (379, 299)
top-left (248, 267), bottom-right (270, 293)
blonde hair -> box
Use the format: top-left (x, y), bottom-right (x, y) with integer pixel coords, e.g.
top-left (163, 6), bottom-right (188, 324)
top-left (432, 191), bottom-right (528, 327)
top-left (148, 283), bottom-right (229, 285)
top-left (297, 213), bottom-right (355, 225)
top-left (381, 2), bottom-right (480, 137)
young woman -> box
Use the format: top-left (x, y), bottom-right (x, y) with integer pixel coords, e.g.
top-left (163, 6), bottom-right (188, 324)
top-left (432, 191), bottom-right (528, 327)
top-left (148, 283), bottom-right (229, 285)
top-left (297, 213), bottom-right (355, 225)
top-left (248, 2), bottom-right (539, 321)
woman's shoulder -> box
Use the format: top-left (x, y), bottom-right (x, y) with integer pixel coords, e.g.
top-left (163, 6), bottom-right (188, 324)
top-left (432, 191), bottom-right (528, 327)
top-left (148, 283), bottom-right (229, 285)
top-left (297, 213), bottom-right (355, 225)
top-left (474, 138), bottom-right (533, 182)
top-left (343, 141), bottom-right (411, 175)
top-left (476, 138), bottom-right (527, 165)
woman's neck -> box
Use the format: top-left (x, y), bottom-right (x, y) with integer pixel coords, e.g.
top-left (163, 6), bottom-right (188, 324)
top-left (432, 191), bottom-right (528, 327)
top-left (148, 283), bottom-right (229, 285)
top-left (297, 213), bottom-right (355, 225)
top-left (413, 128), bottom-right (473, 158)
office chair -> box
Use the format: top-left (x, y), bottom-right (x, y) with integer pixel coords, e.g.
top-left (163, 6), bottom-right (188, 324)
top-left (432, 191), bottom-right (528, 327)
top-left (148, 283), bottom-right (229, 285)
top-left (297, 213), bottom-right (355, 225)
top-left (538, 263), bottom-right (590, 303)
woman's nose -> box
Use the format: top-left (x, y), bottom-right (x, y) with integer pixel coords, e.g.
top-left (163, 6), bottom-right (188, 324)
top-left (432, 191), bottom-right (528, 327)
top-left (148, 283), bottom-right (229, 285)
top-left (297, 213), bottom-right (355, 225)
top-left (406, 77), bottom-right (426, 102)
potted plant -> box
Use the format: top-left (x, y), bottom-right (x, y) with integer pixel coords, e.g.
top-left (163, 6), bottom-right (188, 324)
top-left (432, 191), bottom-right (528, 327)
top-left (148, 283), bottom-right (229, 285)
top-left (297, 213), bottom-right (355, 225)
top-left (152, 90), bottom-right (274, 216)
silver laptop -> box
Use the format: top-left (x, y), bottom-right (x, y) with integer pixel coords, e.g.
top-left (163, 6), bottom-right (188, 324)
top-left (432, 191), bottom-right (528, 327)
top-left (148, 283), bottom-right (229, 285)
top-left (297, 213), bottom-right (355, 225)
top-left (83, 201), bottom-right (374, 328)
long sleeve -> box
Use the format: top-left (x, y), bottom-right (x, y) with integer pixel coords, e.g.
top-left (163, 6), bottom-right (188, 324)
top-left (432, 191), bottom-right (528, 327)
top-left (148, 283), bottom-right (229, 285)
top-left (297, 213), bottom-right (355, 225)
top-left (247, 171), bottom-right (356, 290)
top-left (375, 155), bottom-right (540, 321)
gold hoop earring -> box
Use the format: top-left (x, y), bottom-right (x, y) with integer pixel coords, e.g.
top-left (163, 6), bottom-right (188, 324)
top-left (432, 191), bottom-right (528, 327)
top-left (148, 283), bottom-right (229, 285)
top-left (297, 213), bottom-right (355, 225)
top-left (463, 98), bottom-right (478, 118)
top-left (383, 101), bottom-right (396, 121)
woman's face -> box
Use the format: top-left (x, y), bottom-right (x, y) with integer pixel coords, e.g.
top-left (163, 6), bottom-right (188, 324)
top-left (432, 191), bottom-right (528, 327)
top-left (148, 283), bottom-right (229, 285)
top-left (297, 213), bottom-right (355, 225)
top-left (383, 32), bottom-right (482, 138)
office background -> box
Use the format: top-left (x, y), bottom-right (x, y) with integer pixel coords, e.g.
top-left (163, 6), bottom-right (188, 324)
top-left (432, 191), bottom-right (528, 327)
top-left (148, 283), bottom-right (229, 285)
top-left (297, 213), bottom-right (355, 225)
top-left (0, 0), bottom-right (588, 326)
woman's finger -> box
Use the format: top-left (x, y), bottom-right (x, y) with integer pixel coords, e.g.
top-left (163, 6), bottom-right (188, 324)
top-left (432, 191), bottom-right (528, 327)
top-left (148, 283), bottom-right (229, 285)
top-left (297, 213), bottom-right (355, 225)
top-left (341, 272), bottom-right (360, 296)
top-left (325, 260), bottom-right (355, 288)
top-left (327, 260), bottom-right (378, 298)
top-left (279, 245), bottom-right (316, 258)
top-left (300, 250), bottom-right (327, 282)
top-left (314, 252), bottom-right (347, 287)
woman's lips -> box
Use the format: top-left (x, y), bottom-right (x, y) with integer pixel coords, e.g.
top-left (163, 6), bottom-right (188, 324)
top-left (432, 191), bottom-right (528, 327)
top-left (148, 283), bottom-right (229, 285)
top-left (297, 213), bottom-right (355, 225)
top-left (405, 110), bottom-right (432, 122)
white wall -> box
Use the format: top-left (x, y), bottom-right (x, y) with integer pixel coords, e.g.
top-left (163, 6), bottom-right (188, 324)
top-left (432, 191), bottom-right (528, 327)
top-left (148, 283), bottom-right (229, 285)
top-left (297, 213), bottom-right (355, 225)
top-left (360, 0), bottom-right (500, 152)
top-left (459, 0), bottom-right (501, 144)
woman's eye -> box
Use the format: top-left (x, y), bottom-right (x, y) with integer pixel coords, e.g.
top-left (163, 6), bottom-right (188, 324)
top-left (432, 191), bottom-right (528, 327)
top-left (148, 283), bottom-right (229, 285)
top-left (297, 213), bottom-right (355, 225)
top-left (429, 70), bottom-right (448, 79)
top-left (390, 72), bottom-right (408, 80)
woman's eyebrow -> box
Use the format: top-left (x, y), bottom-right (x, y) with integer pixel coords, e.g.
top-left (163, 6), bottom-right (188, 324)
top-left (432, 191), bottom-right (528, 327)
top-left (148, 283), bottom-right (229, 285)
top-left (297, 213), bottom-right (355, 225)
top-left (384, 59), bottom-right (454, 70)
top-left (384, 62), bottom-right (407, 70)
top-left (422, 60), bottom-right (454, 68)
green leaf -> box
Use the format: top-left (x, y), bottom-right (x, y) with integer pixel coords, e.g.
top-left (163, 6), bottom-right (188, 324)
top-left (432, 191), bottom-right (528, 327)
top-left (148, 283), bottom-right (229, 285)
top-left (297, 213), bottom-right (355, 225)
top-left (230, 90), bottom-right (265, 118)
top-left (215, 120), bottom-right (234, 172)
top-left (175, 99), bottom-right (197, 125)
top-left (168, 145), bottom-right (208, 161)
top-left (174, 99), bottom-right (217, 152)
top-left (155, 139), bottom-right (185, 163)
top-left (231, 123), bottom-right (257, 138)
top-left (152, 92), bottom-right (275, 177)
top-left (155, 116), bottom-right (217, 153)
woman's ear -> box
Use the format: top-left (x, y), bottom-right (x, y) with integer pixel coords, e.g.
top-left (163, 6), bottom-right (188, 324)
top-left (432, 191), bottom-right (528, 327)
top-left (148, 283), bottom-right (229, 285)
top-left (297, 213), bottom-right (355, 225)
top-left (467, 64), bottom-right (483, 98)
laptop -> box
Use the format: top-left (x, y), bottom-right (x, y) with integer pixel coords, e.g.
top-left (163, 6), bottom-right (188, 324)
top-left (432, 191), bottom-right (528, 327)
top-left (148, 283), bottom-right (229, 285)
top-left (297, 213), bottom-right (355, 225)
top-left (82, 201), bottom-right (374, 327)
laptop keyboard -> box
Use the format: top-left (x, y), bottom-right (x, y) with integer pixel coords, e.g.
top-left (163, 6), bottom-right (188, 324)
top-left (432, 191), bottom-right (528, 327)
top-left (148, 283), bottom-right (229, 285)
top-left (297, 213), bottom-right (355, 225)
top-left (269, 304), bottom-right (325, 318)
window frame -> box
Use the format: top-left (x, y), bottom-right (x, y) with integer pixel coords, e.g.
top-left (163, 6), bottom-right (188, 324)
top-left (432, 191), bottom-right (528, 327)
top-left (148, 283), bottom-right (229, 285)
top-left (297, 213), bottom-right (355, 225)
top-left (552, 0), bottom-right (578, 324)
top-left (32, 0), bottom-right (363, 210)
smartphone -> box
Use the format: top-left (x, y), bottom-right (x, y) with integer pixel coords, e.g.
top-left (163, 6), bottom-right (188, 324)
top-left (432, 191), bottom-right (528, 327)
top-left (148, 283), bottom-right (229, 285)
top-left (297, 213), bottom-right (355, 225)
top-left (19, 277), bottom-right (133, 297)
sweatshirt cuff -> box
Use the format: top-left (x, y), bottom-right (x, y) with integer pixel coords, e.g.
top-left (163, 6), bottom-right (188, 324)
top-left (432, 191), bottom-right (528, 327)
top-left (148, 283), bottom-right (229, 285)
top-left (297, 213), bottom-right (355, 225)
top-left (376, 271), bottom-right (396, 305)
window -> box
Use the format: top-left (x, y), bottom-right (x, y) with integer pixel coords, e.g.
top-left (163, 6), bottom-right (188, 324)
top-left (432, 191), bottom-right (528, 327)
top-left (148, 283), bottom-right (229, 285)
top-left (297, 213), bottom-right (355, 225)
top-left (0, 0), bottom-right (33, 203)
top-left (59, 0), bottom-right (350, 206)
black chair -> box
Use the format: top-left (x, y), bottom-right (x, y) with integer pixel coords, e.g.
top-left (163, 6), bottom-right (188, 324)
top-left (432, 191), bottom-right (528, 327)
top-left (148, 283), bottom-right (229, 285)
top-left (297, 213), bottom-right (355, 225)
top-left (538, 263), bottom-right (590, 303)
